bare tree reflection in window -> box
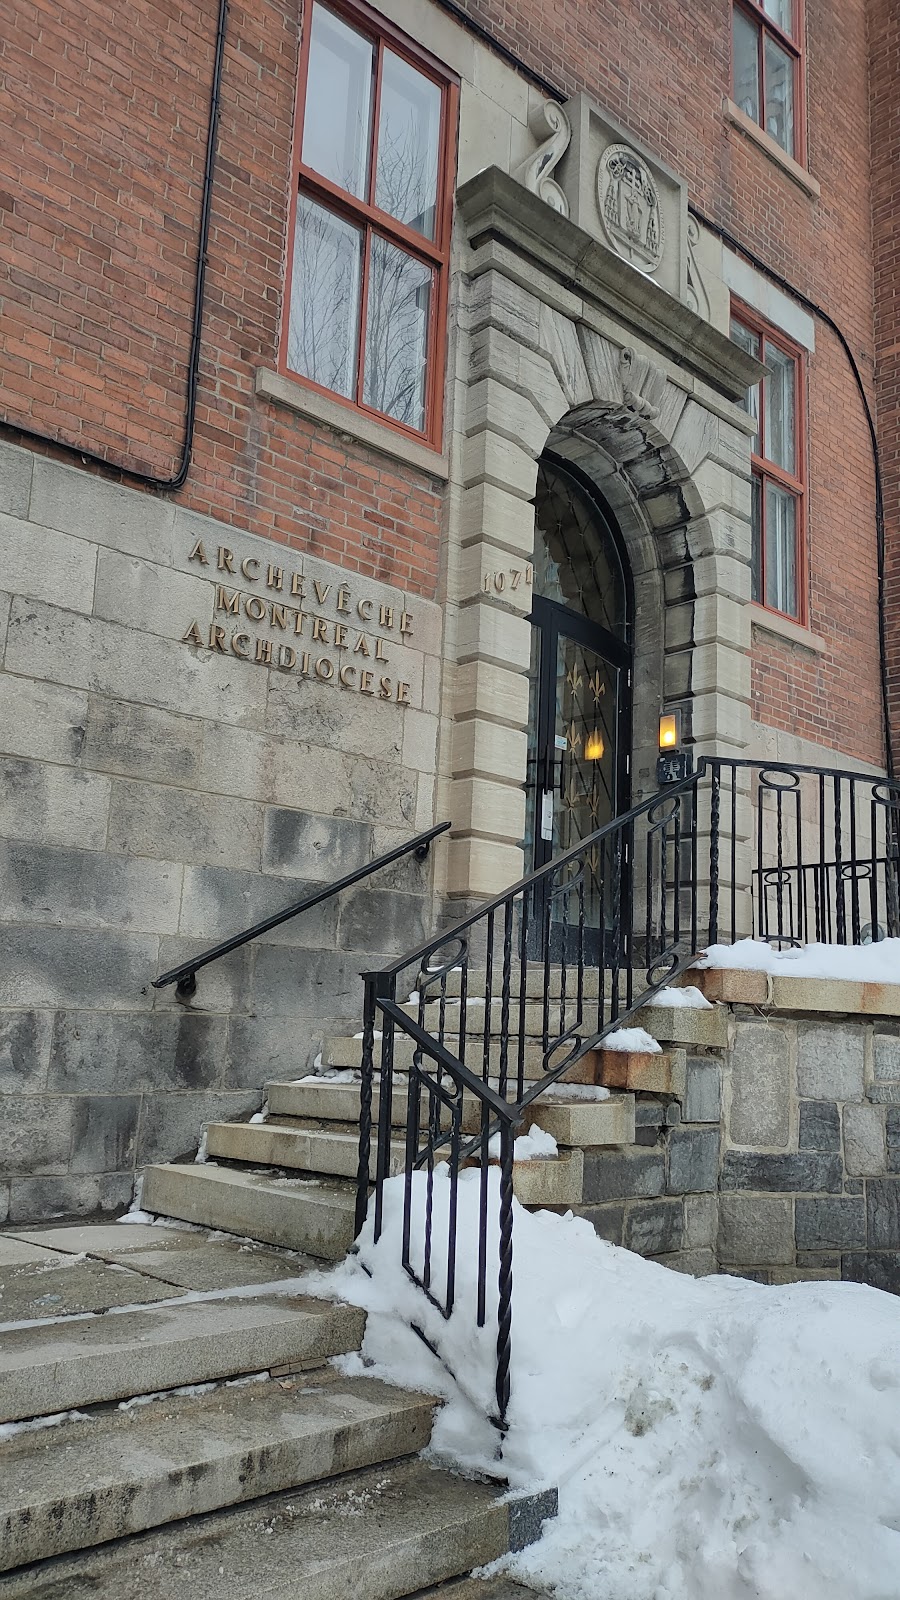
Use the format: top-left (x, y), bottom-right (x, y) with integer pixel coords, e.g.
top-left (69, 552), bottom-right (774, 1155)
top-left (364, 238), bottom-right (431, 430)
top-left (288, 197), bottom-right (362, 399)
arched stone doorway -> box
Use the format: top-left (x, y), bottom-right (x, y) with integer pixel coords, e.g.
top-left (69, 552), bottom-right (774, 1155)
top-left (443, 169), bottom-right (761, 904)
top-left (525, 453), bottom-right (633, 874)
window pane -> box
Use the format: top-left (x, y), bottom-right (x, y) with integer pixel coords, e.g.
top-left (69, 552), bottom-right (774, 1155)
top-left (763, 0), bottom-right (793, 35)
top-left (731, 318), bottom-right (761, 435)
top-left (288, 196), bottom-right (363, 399)
top-left (733, 8), bottom-right (761, 123)
top-left (364, 236), bottom-right (431, 431)
top-left (765, 481), bottom-right (798, 615)
top-left (375, 50), bottom-right (441, 239)
top-left (764, 341), bottom-right (796, 473)
top-left (765, 34), bottom-right (795, 155)
top-left (302, 4), bottom-right (373, 199)
top-left (751, 473), bottom-right (763, 602)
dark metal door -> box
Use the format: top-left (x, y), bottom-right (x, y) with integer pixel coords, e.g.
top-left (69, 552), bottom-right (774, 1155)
top-left (525, 595), bottom-right (632, 958)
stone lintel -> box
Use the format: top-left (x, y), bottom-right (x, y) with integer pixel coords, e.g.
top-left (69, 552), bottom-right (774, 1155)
top-left (456, 166), bottom-right (766, 404)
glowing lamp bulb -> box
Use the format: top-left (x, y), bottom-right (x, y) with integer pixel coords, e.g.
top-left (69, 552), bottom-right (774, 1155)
top-left (584, 730), bottom-right (605, 761)
top-left (658, 712), bottom-right (680, 751)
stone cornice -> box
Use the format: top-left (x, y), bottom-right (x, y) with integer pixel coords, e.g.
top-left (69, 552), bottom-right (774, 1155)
top-left (457, 166), bottom-right (766, 404)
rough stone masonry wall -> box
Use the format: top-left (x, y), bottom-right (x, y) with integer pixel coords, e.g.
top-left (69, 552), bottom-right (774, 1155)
top-left (0, 439), bottom-right (443, 1226)
top-left (562, 1058), bottom-right (724, 1276)
top-left (562, 1000), bottom-right (900, 1292)
top-left (718, 1007), bottom-right (900, 1293)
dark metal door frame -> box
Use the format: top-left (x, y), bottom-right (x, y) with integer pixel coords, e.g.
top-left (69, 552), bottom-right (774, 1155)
top-left (529, 593), bottom-right (633, 873)
top-left (526, 595), bottom-right (633, 960)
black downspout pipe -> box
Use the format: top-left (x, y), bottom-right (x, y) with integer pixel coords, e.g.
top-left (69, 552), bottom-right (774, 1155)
top-left (0, 0), bottom-right (229, 492)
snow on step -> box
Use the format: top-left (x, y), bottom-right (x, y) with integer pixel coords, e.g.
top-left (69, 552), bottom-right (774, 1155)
top-left (203, 1121), bottom-right (405, 1180)
top-left (0, 1290), bottom-right (365, 1425)
top-left (140, 1165), bottom-right (357, 1261)
top-left (0, 1457), bottom-right (542, 1600)
top-left (0, 1371), bottom-right (434, 1574)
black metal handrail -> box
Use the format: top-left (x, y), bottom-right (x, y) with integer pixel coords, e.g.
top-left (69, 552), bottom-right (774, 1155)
top-left (152, 819), bottom-right (451, 998)
top-left (355, 758), bottom-right (900, 1439)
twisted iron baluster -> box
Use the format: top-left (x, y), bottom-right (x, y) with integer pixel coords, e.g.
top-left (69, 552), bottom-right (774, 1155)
top-left (483, 911), bottom-right (495, 1089)
top-left (709, 764), bottom-right (721, 946)
top-left (517, 890), bottom-right (529, 1102)
top-left (849, 782), bottom-right (861, 943)
top-left (355, 974), bottom-right (377, 1238)
top-left (834, 777), bottom-right (846, 943)
top-left (494, 1122), bottom-right (514, 1436)
top-left (499, 901), bottom-right (513, 1102)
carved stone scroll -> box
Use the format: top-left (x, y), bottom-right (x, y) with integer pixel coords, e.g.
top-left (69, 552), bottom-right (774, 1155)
top-left (513, 100), bottom-right (572, 217)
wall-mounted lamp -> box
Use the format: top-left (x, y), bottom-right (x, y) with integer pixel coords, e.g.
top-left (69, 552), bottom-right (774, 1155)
top-left (656, 709), bottom-right (692, 785)
top-left (584, 730), bottom-right (605, 761)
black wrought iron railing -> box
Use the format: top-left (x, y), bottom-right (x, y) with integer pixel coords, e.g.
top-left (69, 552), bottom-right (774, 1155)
top-left (152, 820), bottom-right (451, 998)
top-left (355, 759), bottom-right (899, 1437)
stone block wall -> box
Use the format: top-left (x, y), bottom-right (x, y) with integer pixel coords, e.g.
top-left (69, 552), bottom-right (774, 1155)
top-left (0, 441), bottom-right (443, 1225)
top-left (568, 996), bottom-right (900, 1294)
top-left (565, 1058), bottom-right (723, 1276)
top-left (719, 1012), bottom-right (900, 1292)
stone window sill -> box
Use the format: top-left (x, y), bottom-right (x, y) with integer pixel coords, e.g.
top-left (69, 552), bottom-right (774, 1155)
top-left (750, 603), bottom-right (826, 654)
top-left (254, 367), bottom-right (451, 482)
top-left (723, 99), bottom-right (820, 200)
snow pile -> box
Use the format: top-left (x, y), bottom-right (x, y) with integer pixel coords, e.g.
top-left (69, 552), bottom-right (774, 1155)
top-left (653, 984), bottom-right (714, 1009)
top-left (324, 1169), bottom-right (900, 1600)
top-left (697, 937), bottom-right (900, 983)
top-left (488, 1124), bottom-right (558, 1162)
top-left (601, 1026), bottom-right (661, 1053)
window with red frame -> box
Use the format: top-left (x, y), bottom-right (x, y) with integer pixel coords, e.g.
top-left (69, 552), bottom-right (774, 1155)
top-left (284, 0), bottom-right (457, 444)
top-left (732, 0), bottom-right (803, 161)
top-left (731, 306), bottom-right (806, 621)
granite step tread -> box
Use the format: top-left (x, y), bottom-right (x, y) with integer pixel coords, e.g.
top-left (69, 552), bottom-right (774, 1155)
top-left (0, 1457), bottom-right (534, 1600)
top-left (140, 1164), bottom-right (357, 1260)
top-left (0, 1370), bottom-right (435, 1574)
top-left (0, 1287), bottom-right (365, 1424)
top-left (267, 1079), bottom-right (636, 1146)
top-left (203, 1121), bottom-right (406, 1180)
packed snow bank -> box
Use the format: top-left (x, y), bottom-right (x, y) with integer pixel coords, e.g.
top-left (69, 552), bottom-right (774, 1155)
top-left (601, 1026), bottom-right (661, 1053)
top-left (488, 1124), bottom-right (558, 1162)
top-left (697, 937), bottom-right (900, 984)
top-left (322, 1170), bottom-right (900, 1600)
top-left (653, 984), bottom-right (714, 1009)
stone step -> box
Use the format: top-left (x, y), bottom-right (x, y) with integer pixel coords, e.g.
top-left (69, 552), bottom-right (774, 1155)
top-left (203, 1120), bottom-right (586, 1207)
top-left (204, 1121), bottom-right (405, 1180)
top-left (324, 1035), bottom-right (605, 1083)
top-left (0, 1371), bottom-right (434, 1574)
top-left (0, 1287), bottom-right (365, 1425)
top-left (268, 1079), bottom-right (636, 1148)
top-left (597, 1047), bottom-right (686, 1095)
top-left (630, 1003), bottom-right (728, 1047)
top-left (141, 1164), bottom-right (357, 1261)
top-left (0, 1458), bottom-right (553, 1600)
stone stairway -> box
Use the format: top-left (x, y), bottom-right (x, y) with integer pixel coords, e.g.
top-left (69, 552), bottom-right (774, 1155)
top-left (0, 1224), bottom-right (553, 1596)
top-left (141, 974), bottom-right (729, 1250)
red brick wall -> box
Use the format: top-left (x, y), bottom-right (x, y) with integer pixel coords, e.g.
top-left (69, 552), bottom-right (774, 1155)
top-left (0, 0), bottom-right (887, 758)
top-left (871, 0), bottom-right (900, 770)
top-left (0, 0), bottom-right (443, 596)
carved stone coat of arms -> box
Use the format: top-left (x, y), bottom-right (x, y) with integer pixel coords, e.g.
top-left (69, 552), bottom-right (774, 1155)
top-left (597, 144), bottom-right (664, 274)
